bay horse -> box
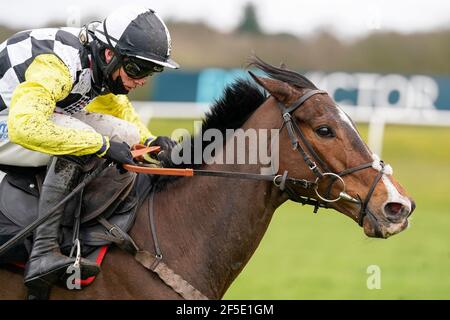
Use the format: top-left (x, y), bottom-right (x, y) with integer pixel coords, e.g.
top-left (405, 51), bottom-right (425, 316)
top-left (0, 58), bottom-right (415, 299)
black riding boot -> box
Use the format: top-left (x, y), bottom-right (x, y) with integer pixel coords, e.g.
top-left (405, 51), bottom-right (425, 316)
top-left (24, 156), bottom-right (100, 295)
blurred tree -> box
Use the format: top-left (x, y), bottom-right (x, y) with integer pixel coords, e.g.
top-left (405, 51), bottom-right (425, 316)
top-left (236, 3), bottom-right (262, 35)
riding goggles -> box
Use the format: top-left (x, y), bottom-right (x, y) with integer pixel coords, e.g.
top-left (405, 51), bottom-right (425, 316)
top-left (122, 57), bottom-right (164, 79)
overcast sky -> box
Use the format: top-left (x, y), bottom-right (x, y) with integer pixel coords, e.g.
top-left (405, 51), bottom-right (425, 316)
top-left (0, 0), bottom-right (449, 38)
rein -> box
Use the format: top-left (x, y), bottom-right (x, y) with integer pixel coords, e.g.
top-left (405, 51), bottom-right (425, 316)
top-left (126, 90), bottom-right (391, 299)
top-left (128, 89), bottom-right (390, 224)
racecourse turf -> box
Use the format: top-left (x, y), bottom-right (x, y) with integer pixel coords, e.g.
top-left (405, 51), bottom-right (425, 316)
top-left (149, 118), bottom-right (450, 299)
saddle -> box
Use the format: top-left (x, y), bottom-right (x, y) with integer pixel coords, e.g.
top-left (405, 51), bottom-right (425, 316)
top-left (0, 163), bottom-right (154, 285)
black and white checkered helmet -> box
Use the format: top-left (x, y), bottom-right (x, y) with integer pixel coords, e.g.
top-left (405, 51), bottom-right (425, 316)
top-left (94, 6), bottom-right (179, 69)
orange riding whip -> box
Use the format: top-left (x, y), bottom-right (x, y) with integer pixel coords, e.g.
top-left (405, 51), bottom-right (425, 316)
top-left (124, 146), bottom-right (328, 209)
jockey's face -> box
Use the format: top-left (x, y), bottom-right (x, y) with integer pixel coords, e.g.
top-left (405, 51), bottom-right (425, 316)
top-left (104, 49), bottom-right (148, 91)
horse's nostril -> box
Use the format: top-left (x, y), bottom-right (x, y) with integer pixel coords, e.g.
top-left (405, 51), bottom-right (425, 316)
top-left (384, 202), bottom-right (408, 221)
top-left (385, 202), bottom-right (403, 215)
top-left (410, 200), bottom-right (416, 213)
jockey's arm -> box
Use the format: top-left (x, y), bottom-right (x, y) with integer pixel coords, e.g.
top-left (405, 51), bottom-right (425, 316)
top-left (8, 54), bottom-right (108, 156)
top-left (85, 94), bottom-right (156, 146)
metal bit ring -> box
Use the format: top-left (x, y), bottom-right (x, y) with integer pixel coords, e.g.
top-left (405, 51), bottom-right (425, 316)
top-left (314, 172), bottom-right (346, 203)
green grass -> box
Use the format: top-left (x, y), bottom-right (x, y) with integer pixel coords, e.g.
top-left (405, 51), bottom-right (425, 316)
top-left (148, 119), bottom-right (450, 299)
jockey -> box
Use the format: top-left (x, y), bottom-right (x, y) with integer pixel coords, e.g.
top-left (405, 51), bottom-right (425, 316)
top-left (0, 6), bottom-right (178, 293)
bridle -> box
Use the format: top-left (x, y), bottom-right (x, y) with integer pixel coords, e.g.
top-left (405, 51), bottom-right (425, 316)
top-left (125, 89), bottom-right (390, 226)
top-left (275, 89), bottom-right (389, 226)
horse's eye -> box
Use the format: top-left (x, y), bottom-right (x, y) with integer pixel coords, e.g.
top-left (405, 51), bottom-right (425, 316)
top-left (315, 125), bottom-right (335, 138)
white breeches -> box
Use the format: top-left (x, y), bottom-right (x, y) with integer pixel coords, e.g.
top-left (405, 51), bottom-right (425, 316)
top-left (0, 111), bottom-right (140, 168)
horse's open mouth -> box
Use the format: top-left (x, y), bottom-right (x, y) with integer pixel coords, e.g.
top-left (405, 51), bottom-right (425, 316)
top-left (362, 211), bottom-right (409, 239)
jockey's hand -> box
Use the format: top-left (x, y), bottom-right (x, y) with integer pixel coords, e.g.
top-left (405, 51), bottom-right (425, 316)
top-left (149, 136), bottom-right (177, 167)
top-left (103, 141), bottom-right (135, 172)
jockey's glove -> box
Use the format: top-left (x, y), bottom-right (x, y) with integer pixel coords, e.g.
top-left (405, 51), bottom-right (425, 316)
top-left (149, 136), bottom-right (178, 168)
top-left (101, 140), bottom-right (135, 173)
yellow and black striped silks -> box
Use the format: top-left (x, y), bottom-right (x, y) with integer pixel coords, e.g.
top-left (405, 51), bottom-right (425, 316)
top-left (8, 54), bottom-right (154, 156)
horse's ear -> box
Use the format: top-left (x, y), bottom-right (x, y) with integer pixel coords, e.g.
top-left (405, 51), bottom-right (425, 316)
top-left (248, 71), bottom-right (292, 103)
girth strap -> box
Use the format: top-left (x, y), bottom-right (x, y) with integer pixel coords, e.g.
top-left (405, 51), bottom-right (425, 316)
top-left (134, 191), bottom-right (209, 300)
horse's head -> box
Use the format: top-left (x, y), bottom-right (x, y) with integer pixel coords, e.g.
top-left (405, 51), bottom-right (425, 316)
top-left (250, 59), bottom-right (415, 238)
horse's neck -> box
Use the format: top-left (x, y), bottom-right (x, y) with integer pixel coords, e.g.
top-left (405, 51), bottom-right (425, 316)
top-left (153, 165), bottom-right (284, 299)
top-left (147, 101), bottom-right (287, 299)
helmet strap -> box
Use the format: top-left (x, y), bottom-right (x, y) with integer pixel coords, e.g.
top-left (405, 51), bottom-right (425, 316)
top-left (100, 17), bottom-right (129, 94)
top-left (104, 53), bottom-right (122, 77)
top-left (104, 64), bottom-right (128, 95)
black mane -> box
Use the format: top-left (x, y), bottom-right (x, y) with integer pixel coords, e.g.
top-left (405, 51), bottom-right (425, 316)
top-left (201, 79), bottom-right (267, 142)
top-left (189, 57), bottom-right (320, 166)
top-left (153, 79), bottom-right (266, 191)
top-left (200, 57), bottom-right (317, 136)
top-left (154, 57), bottom-right (317, 190)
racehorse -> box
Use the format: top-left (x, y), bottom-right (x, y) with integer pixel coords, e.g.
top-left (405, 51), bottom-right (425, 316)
top-left (0, 57), bottom-right (414, 299)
